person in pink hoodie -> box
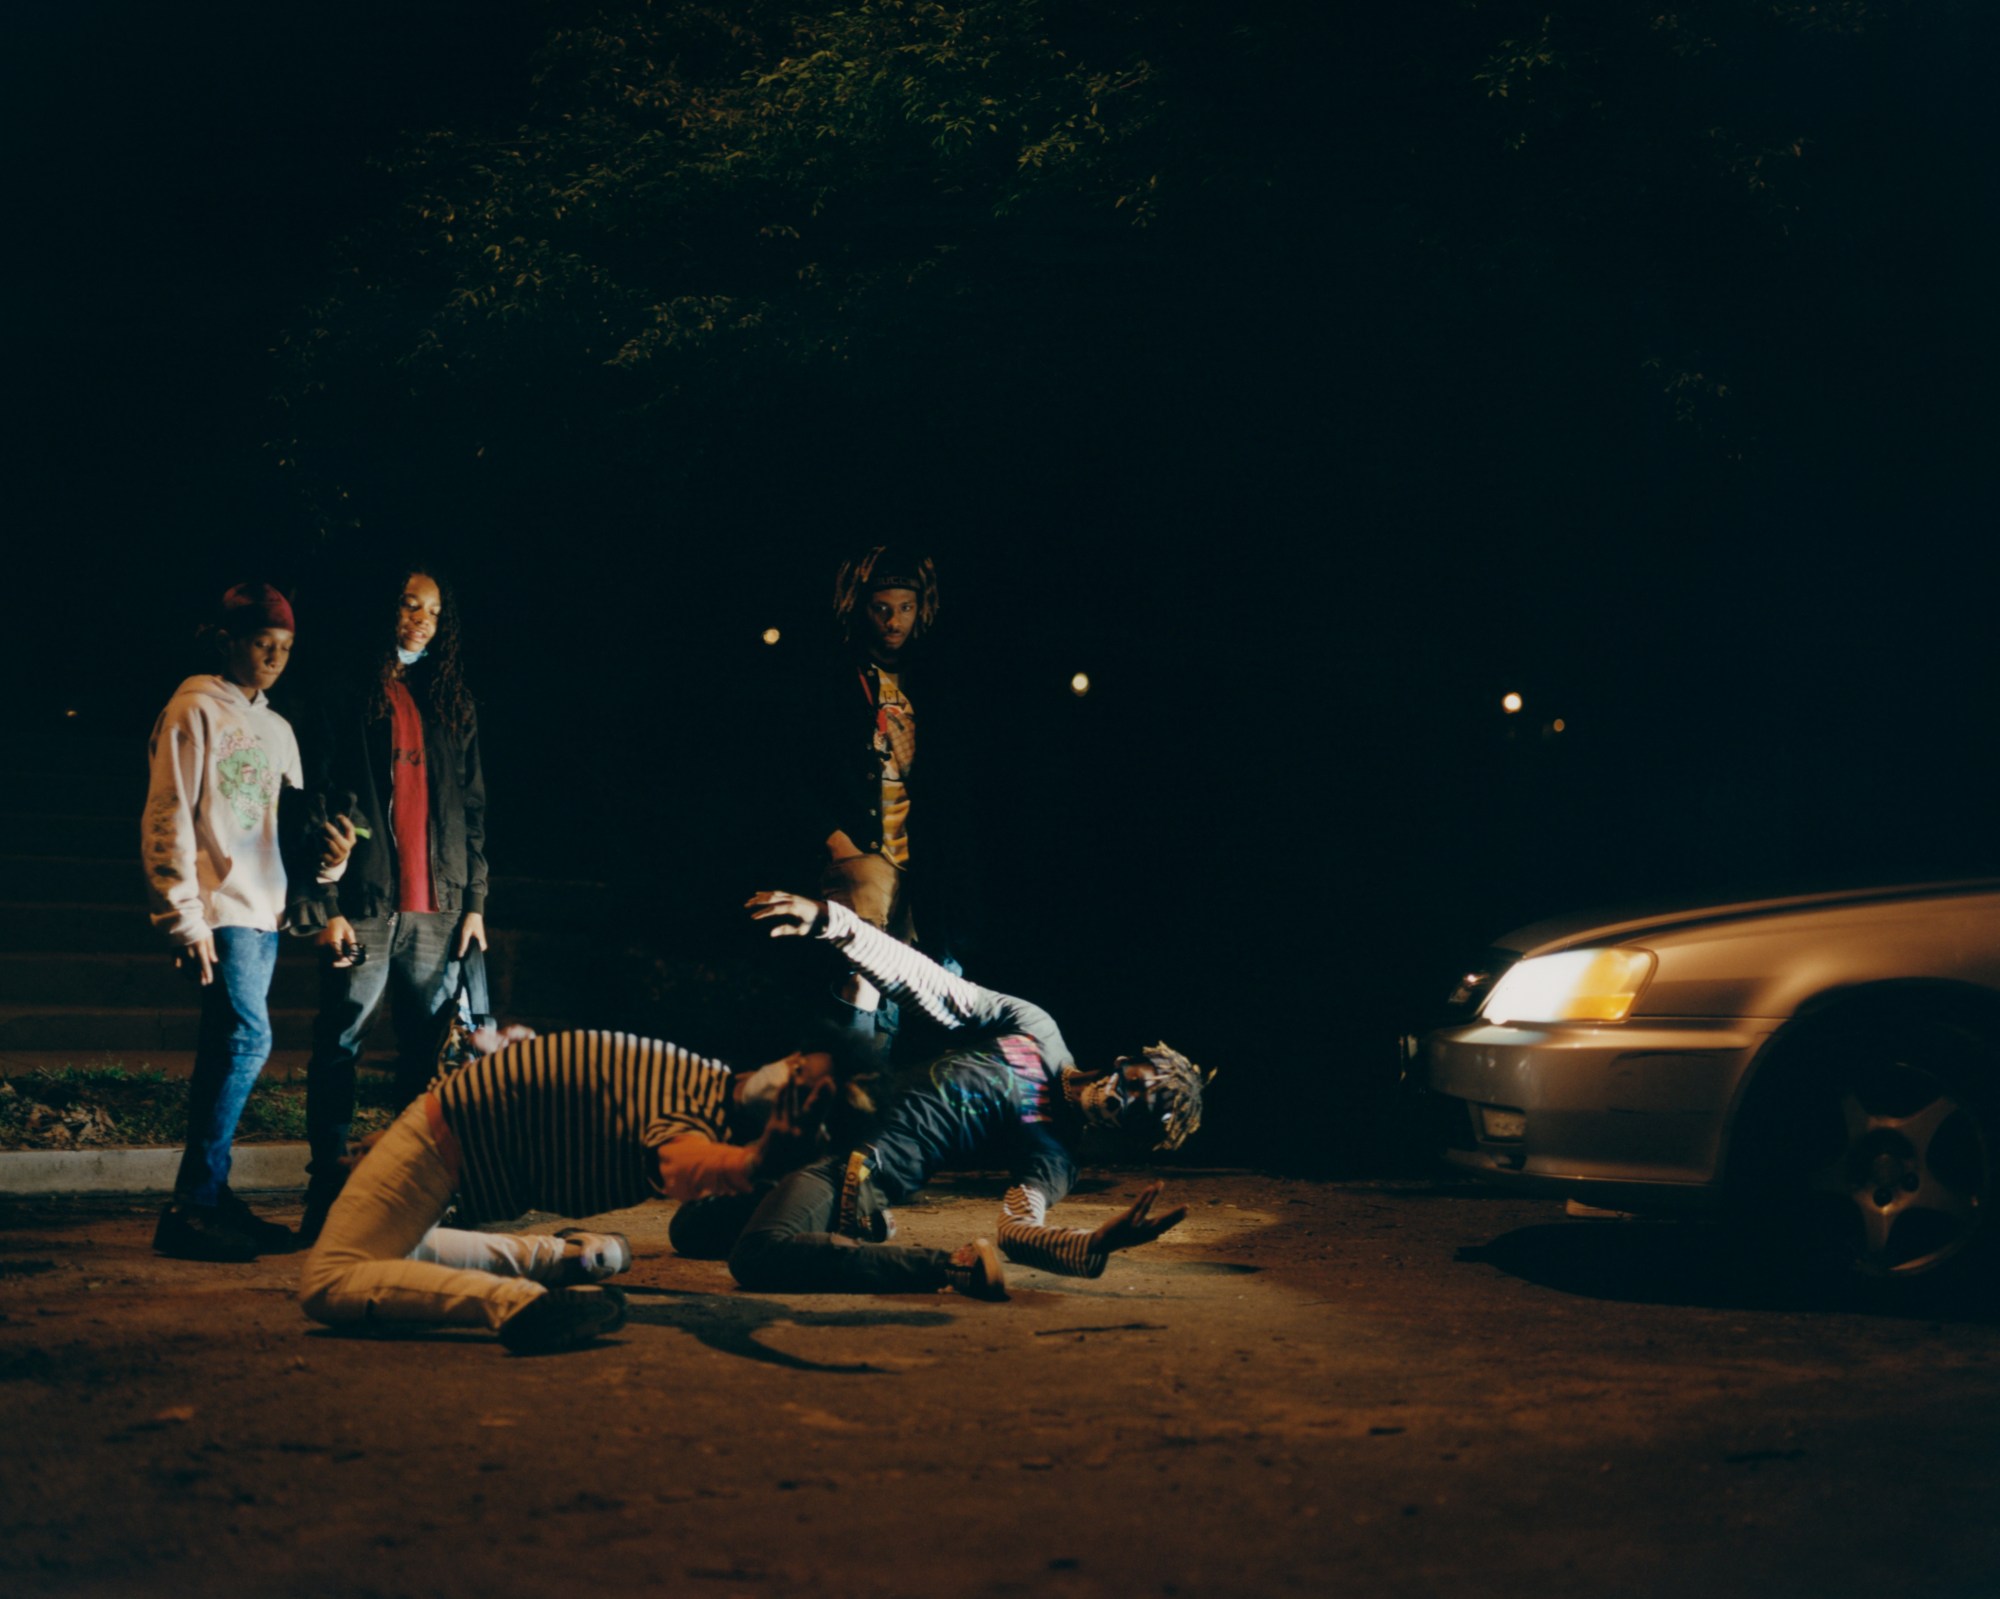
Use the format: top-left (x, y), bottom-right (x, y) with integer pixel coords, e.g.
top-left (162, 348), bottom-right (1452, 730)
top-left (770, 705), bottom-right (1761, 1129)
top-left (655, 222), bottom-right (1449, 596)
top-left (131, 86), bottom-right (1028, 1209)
top-left (142, 583), bottom-right (354, 1261)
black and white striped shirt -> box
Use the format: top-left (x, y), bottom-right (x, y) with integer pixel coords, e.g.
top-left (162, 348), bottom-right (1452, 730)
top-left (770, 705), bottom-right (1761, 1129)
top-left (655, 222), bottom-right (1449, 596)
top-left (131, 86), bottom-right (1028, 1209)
top-left (820, 905), bottom-right (1112, 1277)
top-left (435, 1031), bottom-right (731, 1225)
top-left (819, 901), bottom-right (1072, 1067)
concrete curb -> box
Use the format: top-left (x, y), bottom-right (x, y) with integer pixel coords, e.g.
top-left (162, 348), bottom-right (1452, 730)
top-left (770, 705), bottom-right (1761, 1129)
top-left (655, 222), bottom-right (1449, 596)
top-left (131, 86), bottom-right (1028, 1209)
top-left (0, 1142), bottom-right (308, 1197)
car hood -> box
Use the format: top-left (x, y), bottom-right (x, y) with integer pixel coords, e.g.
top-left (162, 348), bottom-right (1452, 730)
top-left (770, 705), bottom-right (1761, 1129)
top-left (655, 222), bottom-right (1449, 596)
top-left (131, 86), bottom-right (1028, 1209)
top-left (1497, 877), bottom-right (2000, 959)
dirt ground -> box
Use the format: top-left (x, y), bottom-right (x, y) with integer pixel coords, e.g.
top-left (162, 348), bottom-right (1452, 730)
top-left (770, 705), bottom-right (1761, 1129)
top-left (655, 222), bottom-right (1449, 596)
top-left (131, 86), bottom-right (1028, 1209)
top-left (3, 1170), bottom-right (1999, 1599)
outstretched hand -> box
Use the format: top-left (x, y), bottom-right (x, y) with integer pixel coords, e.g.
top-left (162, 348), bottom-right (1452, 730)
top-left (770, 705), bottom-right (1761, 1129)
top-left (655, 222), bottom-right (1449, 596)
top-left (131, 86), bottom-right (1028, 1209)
top-left (750, 1071), bottom-right (833, 1179)
top-left (745, 890), bottom-right (827, 938)
top-left (1088, 1184), bottom-right (1187, 1255)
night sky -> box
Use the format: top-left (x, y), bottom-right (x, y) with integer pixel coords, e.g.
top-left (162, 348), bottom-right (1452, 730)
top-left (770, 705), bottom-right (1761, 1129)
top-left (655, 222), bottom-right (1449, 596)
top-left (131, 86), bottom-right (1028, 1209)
top-left (7, 2), bottom-right (1998, 1164)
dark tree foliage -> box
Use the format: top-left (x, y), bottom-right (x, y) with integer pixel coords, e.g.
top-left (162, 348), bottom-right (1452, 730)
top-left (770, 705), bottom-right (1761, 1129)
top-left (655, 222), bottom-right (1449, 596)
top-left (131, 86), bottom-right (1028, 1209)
top-left (263, 3), bottom-right (1999, 1089)
top-left (273, 0), bottom-right (1989, 546)
top-left (275, 1), bottom-right (1223, 525)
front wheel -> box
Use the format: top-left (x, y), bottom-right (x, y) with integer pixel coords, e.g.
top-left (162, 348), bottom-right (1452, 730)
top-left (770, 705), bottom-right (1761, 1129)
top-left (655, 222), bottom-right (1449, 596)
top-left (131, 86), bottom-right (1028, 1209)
top-left (1733, 1016), bottom-right (1996, 1282)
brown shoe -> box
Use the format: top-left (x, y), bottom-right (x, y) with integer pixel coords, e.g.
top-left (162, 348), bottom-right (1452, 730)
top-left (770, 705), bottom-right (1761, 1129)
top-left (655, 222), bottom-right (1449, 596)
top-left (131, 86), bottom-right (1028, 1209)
top-left (153, 1203), bottom-right (260, 1263)
top-left (943, 1239), bottom-right (1008, 1301)
top-left (499, 1286), bottom-right (630, 1354)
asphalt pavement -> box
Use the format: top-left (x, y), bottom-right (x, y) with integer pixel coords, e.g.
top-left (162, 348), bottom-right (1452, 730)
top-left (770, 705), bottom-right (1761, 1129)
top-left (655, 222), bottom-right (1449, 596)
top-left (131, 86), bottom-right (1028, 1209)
top-left (3, 1171), bottom-right (1998, 1599)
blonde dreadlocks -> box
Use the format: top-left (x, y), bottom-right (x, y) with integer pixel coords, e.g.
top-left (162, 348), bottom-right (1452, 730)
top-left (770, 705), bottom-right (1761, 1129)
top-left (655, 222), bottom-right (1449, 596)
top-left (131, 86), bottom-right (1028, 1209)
top-left (832, 546), bottom-right (940, 648)
top-left (1133, 1042), bottom-right (1210, 1153)
top-left (1076, 1042), bottom-right (1213, 1154)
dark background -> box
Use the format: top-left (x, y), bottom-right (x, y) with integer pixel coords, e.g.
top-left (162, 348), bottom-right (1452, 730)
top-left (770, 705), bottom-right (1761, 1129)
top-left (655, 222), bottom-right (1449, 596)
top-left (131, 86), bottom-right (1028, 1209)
top-left (6, 1), bottom-right (1997, 1165)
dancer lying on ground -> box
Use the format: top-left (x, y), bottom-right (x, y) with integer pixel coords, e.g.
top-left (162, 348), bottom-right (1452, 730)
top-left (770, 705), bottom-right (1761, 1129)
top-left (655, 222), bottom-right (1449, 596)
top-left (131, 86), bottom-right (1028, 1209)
top-left (673, 891), bottom-right (1207, 1300)
top-left (299, 1031), bottom-right (835, 1353)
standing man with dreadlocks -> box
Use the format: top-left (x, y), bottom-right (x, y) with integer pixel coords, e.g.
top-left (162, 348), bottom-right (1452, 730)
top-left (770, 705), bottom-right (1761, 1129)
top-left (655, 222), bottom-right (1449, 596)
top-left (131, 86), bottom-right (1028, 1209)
top-left (704, 891), bottom-right (1208, 1300)
top-left (296, 563), bottom-right (491, 1244)
top-left (811, 546), bottom-right (966, 1026)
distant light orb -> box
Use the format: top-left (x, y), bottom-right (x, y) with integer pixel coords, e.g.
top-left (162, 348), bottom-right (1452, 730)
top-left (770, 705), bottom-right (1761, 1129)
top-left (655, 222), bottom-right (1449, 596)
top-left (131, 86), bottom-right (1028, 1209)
top-left (761, 627), bottom-right (781, 646)
top-left (1070, 672), bottom-right (1091, 697)
top-left (64, 708), bottom-right (78, 719)
top-left (1502, 692), bottom-right (1523, 714)
top-left (1552, 717), bottom-right (1566, 733)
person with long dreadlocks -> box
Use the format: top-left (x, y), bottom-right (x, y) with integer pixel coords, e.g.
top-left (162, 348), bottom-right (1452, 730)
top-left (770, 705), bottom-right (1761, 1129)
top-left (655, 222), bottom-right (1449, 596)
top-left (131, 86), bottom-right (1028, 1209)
top-left (295, 563), bottom-right (492, 1245)
top-left (811, 547), bottom-right (967, 1023)
top-left (690, 890), bottom-right (1209, 1300)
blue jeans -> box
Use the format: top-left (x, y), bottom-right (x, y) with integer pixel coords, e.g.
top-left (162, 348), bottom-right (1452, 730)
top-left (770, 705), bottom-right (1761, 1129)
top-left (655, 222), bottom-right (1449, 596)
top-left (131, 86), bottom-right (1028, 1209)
top-left (306, 911), bottom-right (463, 1179)
top-left (173, 927), bottom-right (280, 1206)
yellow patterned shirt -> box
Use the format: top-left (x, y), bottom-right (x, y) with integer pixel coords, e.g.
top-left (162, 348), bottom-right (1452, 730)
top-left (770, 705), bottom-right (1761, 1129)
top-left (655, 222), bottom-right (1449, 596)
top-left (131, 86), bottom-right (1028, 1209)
top-left (874, 667), bottom-right (914, 867)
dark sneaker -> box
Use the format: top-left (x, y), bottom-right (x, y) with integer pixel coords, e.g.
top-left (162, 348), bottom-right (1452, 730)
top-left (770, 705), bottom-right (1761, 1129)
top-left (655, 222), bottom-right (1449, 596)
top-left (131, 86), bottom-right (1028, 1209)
top-left (499, 1285), bottom-right (630, 1354)
top-left (153, 1202), bottom-right (260, 1263)
top-left (835, 1151), bottom-right (897, 1243)
top-left (942, 1239), bottom-right (1008, 1302)
top-left (552, 1229), bottom-right (633, 1285)
top-left (216, 1187), bottom-right (300, 1254)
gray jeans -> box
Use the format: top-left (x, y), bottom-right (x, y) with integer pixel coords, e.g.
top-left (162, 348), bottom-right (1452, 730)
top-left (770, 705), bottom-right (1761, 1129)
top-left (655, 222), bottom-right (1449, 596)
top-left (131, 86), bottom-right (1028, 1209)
top-left (727, 1156), bottom-right (951, 1294)
top-left (306, 910), bottom-right (464, 1178)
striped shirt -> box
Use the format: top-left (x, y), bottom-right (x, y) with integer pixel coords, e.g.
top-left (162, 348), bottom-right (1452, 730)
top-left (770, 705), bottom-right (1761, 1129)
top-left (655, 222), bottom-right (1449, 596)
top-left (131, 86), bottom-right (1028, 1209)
top-left (435, 1031), bottom-right (731, 1225)
top-left (1000, 1183), bottom-right (1108, 1278)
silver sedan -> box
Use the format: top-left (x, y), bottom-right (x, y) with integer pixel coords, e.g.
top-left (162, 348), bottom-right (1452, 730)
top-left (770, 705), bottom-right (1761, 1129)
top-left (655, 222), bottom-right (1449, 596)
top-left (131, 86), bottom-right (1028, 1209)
top-left (1424, 879), bottom-right (2000, 1281)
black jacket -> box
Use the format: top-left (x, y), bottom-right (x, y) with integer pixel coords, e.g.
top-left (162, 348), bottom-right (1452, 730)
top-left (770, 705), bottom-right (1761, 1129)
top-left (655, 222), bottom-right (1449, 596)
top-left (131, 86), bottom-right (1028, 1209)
top-left (301, 674), bottom-right (488, 922)
top-left (807, 653), bottom-right (903, 858)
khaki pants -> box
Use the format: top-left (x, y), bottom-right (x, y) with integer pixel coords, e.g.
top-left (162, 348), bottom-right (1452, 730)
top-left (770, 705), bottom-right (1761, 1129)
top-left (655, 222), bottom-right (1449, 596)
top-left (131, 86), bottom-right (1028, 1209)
top-left (298, 1096), bottom-right (566, 1332)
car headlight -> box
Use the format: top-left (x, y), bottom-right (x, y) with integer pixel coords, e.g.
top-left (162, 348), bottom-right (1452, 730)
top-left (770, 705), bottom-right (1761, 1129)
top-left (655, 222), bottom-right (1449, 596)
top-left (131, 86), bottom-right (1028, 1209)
top-left (1479, 948), bottom-right (1655, 1025)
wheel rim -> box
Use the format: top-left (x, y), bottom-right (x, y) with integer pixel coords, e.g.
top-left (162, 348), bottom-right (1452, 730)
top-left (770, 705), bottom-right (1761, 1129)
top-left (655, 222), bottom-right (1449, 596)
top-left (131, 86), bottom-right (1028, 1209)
top-left (1799, 1054), bottom-right (1991, 1277)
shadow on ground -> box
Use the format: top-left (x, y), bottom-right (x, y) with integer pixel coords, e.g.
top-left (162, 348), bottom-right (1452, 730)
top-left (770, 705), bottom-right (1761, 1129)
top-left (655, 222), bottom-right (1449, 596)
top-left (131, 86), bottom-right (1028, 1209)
top-left (1461, 1218), bottom-right (2000, 1323)
top-left (621, 1286), bottom-right (954, 1373)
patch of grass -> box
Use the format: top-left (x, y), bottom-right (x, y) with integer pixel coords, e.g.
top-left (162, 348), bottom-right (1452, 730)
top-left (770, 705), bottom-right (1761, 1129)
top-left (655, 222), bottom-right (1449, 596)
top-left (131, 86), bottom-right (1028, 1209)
top-left (0, 1065), bottom-right (401, 1151)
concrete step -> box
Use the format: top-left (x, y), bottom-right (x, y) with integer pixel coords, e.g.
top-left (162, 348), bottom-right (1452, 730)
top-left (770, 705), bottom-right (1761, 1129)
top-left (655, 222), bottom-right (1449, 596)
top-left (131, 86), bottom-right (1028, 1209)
top-left (0, 903), bottom-right (170, 953)
top-left (0, 857), bottom-right (610, 925)
top-left (0, 902), bottom-right (607, 956)
top-left (4, 778), bottom-right (143, 819)
top-left (15, 733), bottom-right (135, 778)
top-left (0, 856), bottom-right (144, 904)
top-left (0, 1142), bottom-right (311, 1196)
top-left (0, 813), bottom-right (133, 859)
top-left (0, 950), bottom-right (323, 1009)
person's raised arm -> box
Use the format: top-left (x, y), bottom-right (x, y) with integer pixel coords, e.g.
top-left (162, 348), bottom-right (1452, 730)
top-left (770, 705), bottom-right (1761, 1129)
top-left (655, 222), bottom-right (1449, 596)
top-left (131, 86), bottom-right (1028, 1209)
top-left (746, 891), bottom-right (1071, 1062)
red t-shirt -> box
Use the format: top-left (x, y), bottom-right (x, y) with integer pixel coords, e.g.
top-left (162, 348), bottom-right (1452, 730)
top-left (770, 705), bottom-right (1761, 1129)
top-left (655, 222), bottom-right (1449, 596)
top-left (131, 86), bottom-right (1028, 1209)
top-left (386, 679), bottom-right (437, 914)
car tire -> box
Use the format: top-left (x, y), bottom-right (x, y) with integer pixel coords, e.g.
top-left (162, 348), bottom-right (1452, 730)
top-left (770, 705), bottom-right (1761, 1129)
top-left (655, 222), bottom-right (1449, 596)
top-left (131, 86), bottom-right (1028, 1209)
top-left (1730, 1014), bottom-right (1997, 1284)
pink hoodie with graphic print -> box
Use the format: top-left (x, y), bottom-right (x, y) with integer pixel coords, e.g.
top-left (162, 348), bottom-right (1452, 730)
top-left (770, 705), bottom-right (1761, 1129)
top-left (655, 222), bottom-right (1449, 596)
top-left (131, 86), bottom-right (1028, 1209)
top-left (141, 673), bottom-right (306, 945)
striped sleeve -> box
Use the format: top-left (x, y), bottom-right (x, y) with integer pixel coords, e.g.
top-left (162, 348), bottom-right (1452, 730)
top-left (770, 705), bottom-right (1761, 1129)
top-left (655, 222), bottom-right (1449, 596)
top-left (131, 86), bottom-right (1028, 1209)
top-left (996, 1182), bottom-right (1109, 1278)
top-left (818, 901), bottom-right (1073, 1065)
